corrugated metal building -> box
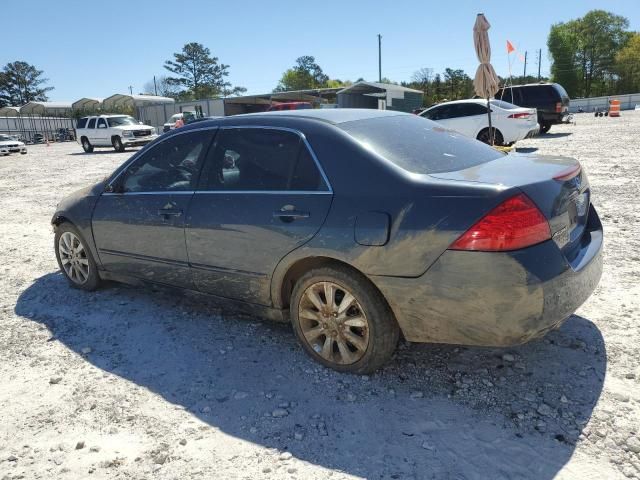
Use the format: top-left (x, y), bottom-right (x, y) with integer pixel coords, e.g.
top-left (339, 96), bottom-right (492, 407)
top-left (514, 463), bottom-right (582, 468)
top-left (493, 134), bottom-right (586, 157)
top-left (337, 82), bottom-right (423, 112)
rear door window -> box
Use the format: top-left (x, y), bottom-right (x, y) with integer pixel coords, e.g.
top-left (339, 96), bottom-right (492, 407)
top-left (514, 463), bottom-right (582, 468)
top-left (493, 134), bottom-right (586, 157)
top-left (201, 128), bottom-right (328, 191)
top-left (340, 115), bottom-right (503, 174)
top-left (458, 103), bottom-right (487, 116)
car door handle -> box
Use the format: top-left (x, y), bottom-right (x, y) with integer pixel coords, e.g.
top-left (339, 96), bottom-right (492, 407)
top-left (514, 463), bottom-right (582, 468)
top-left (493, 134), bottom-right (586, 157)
top-left (273, 209), bottom-right (310, 222)
top-left (157, 208), bottom-right (182, 217)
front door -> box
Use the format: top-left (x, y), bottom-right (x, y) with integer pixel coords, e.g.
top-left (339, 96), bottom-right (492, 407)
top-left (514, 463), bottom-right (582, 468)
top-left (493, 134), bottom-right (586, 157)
top-left (186, 127), bottom-right (333, 305)
top-left (92, 128), bottom-right (216, 287)
top-left (95, 117), bottom-right (109, 146)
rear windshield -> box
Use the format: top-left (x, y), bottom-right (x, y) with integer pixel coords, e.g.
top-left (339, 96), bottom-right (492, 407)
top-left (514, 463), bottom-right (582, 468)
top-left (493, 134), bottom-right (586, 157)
top-left (339, 115), bottom-right (503, 174)
top-left (490, 99), bottom-right (519, 109)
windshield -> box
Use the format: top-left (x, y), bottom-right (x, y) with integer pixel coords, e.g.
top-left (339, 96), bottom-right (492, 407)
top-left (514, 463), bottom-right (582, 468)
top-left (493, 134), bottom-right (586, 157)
top-left (490, 99), bottom-right (519, 109)
top-left (107, 116), bottom-right (140, 127)
top-left (339, 115), bottom-right (504, 174)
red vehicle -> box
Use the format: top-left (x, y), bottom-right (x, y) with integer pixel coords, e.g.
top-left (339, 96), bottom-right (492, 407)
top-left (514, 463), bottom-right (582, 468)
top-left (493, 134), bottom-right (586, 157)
top-left (266, 102), bottom-right (312, 112)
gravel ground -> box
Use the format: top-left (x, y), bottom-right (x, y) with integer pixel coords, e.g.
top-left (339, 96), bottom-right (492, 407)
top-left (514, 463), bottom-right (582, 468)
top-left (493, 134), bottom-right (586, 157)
top-left (1, 112), bottom-right (639, 480)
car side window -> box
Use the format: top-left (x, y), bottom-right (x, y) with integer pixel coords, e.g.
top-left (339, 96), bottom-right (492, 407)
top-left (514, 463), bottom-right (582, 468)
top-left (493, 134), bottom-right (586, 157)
top-left (461, 103), bottom-right (488, 116)
top-left (77, 118), bottom-right (88, 129)
top-left (119, 130), bottom-right (214, 193)
top-left (426, 106), bottom-right (450, 120)
top-left (97, 118), bottom-right (107, 129)
top-left (87, 118), bottom-right (96, 129)
top-left (201, 128), bottom-right (327, 192)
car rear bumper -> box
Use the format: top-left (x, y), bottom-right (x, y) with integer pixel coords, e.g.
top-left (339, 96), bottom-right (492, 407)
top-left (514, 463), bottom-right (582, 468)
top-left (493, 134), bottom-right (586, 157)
top-left (372, 207), bottom-right (603, 346)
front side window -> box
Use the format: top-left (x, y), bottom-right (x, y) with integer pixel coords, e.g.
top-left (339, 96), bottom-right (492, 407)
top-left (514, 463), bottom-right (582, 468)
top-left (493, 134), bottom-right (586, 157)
top-left (119, 130), bottom-right (214, 193)
top-left (422, 106), bottom-right (447, 120)
top-left (87, 118), bottom-right (96, 129)
top-left (202, 128), bottom-right (327, 192)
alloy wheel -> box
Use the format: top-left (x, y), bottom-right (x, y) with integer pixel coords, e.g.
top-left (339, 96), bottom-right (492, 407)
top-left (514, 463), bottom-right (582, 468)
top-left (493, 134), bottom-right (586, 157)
top-left (58, 231), bottom-right (90, 285)
top-left (298, 281), bottom-right (370, 365)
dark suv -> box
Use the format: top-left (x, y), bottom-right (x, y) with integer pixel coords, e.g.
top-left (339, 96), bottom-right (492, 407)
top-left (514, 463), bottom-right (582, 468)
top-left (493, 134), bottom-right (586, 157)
top-left (495, 83), bottom-right (570, 133)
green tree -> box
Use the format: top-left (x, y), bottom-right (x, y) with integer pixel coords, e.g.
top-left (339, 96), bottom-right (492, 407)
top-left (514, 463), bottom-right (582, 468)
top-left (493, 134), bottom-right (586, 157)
top-left (274, 56), bottom-right (329, 91)
top-left (0, 61), bottom-right (53, 107)
top-left (164, 42), bottom-right (244, 100)
top-left (548, 10), bottom-right (632, 97)
top-left (615, 33), bottom-right (640, 94)
top-left (443, 68), bottom-right (473, 100)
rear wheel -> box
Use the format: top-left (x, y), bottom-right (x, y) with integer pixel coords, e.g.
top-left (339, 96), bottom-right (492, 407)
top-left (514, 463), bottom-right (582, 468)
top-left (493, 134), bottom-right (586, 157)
top-left (477, 127), bottom-right (504, 146)
top-left (81, 137), bottom-right (94, 153)
top-left (540, 123), bottom-right (551, 134)
top-left (54, 223), bottom-right (101, 291)
top-left (112, 136), bottom-right (125, 152)
top-left (290, 266), bottom-right (399, 374)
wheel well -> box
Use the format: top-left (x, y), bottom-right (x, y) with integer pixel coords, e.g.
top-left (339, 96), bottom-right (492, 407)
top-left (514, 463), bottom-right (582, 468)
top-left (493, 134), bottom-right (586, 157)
top-left (52, 214), bottom-right (69, 227)
top-left (279, 256), bottom-right (380, 309)
top-left (81, 136), bottom-right (88, 142)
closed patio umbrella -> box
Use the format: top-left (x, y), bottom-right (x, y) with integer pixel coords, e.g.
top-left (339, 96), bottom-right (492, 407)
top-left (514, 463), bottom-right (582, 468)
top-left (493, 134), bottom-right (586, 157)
top-left (473, 13), bottom-right (500, 145)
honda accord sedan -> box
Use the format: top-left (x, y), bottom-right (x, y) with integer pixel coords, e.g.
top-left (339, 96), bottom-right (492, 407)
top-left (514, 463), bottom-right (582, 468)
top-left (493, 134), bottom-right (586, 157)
top-left (52, 109), bottom-right (603, 373)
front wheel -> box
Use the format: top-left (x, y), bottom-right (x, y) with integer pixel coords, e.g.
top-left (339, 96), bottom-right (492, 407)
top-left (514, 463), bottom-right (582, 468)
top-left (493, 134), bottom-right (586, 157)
top-left (290, 266), bottom-right (399, 374)
top-left (54, 223), bottom-right (101, 291)
top-left (112, 136), bottom-right (125, 152)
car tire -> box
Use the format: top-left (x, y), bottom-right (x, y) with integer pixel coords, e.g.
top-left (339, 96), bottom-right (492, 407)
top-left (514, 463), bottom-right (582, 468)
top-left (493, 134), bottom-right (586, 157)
top-left (112, 136), bottom-right (125, 152)
top-left (540, 123), bottom-right (552, 134)
top-left (81, 137), bottom-right (94, 153)
top-left (54, 223), bottom-right (101, 291)
top-left (477, 127), bottom-right (504, 146)
top-left (290, 265), bottom-right (399, 374)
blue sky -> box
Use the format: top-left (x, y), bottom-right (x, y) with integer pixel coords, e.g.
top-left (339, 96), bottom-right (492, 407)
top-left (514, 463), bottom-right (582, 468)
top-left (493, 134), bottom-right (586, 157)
top-left (3, 0), bottom-right (639, 101)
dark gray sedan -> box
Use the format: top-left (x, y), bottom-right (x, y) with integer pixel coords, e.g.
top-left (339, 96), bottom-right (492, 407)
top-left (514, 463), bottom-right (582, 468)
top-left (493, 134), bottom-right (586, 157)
top-left (52, 109), bottom-right (603, 373)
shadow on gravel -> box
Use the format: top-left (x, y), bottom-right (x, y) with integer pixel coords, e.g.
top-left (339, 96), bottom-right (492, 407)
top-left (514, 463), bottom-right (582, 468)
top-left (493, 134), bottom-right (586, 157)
top-left (515, 147), bottom-right (539, 153)
top-left (17, 273), bottom-right (606, 480)
top-left (538, 132), bottom-right (573, 139)
top-left (67, 149), bottom-right (141, 156)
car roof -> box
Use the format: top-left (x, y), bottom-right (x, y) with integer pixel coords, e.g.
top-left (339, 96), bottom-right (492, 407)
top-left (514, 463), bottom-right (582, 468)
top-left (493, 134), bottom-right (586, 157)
top-left (239, 108), bottom-right (409, 124)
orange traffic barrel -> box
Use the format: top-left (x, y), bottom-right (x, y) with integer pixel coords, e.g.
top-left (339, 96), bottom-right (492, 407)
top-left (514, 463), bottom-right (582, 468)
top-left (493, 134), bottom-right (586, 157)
top-left (609, 99), bottom-right (621, 117)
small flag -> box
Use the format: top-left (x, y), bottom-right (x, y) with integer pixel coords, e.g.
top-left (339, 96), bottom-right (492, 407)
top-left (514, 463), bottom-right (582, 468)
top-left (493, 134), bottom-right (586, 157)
top-left (506, 40), bottom-right (515, 54)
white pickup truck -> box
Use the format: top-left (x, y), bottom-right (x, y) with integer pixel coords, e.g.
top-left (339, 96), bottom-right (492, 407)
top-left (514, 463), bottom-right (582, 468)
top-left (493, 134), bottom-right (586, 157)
top-left (75, 115), bottom-right (157, 153)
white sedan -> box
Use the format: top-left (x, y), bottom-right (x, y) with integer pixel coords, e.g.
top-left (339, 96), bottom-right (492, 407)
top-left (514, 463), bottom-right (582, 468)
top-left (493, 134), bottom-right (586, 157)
top-left (0, 134), bottom-right (27, 154)
top-left (419, 99), bottom-right (538, 146)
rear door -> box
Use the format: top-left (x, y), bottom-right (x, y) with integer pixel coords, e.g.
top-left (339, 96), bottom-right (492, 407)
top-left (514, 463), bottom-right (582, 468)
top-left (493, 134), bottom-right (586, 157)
top-left (92, 128), bottom-right (216, 287)
top-left (86, 117), bottom-right (98, 143)
top-left (186, 126), bottom-right (333, 305)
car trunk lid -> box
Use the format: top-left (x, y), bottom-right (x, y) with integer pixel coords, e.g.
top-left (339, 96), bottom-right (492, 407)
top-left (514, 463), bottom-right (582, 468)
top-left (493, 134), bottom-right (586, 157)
top-left (430, 153), bottom-right (590, 255)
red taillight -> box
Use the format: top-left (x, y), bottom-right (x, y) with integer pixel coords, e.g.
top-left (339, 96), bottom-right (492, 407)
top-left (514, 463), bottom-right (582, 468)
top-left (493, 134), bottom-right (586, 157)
top-left (507, 112), bottom-right (531, 119)
top-left (553, 163), bottom-right (581, 181)
top-left (555, 102), bottom-right (562, 113)
top-left (449, 193), bottom-right (551, 252)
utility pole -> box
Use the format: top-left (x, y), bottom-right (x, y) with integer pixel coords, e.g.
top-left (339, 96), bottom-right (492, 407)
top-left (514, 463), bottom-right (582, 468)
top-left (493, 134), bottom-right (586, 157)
top-left (378, 34), bottom-right (382, 83)
top-left (523, 51), bottom-right (528, 81)
top-left (128, 85), bottom-right (133, 95)
top-left (537, 49), bottom-right (542, 81)
top-left (153, 76), bottom-right (158, 96)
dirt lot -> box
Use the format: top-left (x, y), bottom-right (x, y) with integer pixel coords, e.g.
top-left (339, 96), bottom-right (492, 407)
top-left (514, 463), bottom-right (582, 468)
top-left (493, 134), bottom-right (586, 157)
top-left (1, 112), bottom-right (639, 480)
